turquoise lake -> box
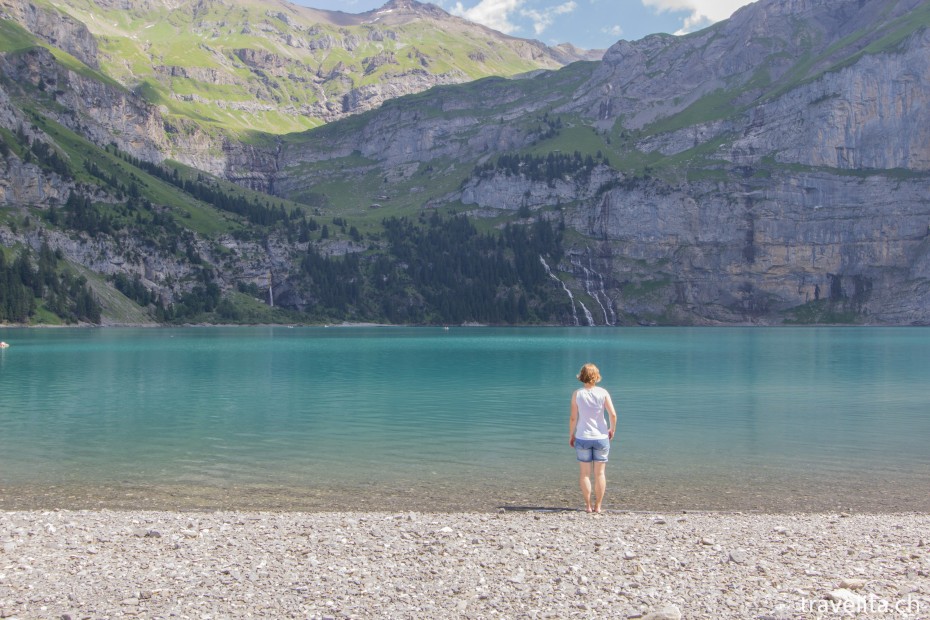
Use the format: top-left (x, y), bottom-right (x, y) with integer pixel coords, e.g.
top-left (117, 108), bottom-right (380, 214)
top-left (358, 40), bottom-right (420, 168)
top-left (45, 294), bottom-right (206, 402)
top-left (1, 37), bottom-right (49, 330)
top-left (0, 327), bottom-right (928, 512)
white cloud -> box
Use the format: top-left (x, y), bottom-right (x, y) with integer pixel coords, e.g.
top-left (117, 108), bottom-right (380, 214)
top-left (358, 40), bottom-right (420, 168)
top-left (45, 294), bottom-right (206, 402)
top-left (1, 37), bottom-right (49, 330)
top-left (602, 24), bottom-right (623, 37)
top-left (641, 0), bottom-right (752, 34)
top-left (451, 0), bottom-right (578, 37)
top-left (451, 0), bottom-right (525, 34)
top-left (520, 1), bottom-right (577, 36)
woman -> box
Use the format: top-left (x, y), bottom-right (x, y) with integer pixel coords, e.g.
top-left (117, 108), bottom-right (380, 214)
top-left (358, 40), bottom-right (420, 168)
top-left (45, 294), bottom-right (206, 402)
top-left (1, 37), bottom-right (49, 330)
top-left (568, 363), bottom-right (618, 513)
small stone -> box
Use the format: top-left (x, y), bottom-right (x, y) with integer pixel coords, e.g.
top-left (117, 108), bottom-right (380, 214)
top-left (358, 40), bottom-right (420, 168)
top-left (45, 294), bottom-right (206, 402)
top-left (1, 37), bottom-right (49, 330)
top-left (575, 586), bottom-right (588, 595)
top-left (700, 537), bottom-right (715, 546)
top-left (839, 578), bottom-right (867, 590)
top-left (509, 568), bottom-right (525, 583)
top-left (899, 582), bottom-right (918, 595)
top-left (653, 516), bottom-right (667, 525)
top-left (827, 589), bottom-right (865, 607)
top-left (642, 603), bottom-right (682, 620)
top-left (729, 549), bottom-right (749, 564)
top-left (438, 526), bottom-right (454, 534)
top-left (121, 598), bottom-right (140, 606)
top-left (145, 529), bottom-right (162, 538)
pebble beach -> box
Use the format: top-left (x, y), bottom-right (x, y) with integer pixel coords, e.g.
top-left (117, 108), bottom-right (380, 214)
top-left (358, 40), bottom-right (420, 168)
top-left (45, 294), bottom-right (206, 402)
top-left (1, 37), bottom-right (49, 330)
top-left (1, 510), bottom-right (928, 619)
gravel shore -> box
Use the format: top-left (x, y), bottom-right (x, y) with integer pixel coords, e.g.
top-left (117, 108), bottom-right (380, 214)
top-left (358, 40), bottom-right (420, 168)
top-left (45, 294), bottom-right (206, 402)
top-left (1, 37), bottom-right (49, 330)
top-left (1, 510), bottom-right (928, 619)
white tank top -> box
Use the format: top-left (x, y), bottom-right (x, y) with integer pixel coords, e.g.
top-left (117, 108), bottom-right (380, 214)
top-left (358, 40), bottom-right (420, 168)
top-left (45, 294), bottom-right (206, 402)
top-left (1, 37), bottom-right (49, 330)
top-left (575, 386), bottom-right (610, 439)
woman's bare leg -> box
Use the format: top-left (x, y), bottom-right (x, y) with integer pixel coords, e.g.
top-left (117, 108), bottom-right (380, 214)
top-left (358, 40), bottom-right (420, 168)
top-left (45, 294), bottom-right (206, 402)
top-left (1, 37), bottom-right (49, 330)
top-left (578, 462), bottom-right (593, 512)
top-left (593, 462), bottom-right (607, 513)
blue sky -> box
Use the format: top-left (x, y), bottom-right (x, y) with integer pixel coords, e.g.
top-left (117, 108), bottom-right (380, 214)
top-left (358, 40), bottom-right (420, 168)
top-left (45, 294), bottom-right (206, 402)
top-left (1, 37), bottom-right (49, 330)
top-left (294, 0), bottom-right (755, 50)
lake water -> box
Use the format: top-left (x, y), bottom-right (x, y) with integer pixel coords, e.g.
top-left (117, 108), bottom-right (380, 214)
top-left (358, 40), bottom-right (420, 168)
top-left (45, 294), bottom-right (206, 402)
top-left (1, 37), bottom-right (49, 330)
top-left (1, 327), bottom-right (928, 513)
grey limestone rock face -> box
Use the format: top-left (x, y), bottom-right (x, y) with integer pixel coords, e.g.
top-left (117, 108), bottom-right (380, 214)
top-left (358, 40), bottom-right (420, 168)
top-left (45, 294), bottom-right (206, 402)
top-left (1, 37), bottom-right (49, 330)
top-left (725, 29), bottom-right (930, 171)
top-left (2, 0), bottom-right (929, 325)
top-left (0, 0), bottom-right (99, 69)
top-left (0, 47), bottom-right (168, 165)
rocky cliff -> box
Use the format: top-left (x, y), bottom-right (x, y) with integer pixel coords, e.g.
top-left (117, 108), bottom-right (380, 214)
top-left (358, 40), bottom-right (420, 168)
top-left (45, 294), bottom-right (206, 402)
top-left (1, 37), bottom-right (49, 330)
top-left (0, 45), bottom-right (170, 164)
top-left (2, 0), bottom-right (929, 326)
top-left (0, 0), bottom-right (600, 191)
top-left (0, 0), bottom-right (98, 68)
top-left (273, 0), bottom-right (930, 324)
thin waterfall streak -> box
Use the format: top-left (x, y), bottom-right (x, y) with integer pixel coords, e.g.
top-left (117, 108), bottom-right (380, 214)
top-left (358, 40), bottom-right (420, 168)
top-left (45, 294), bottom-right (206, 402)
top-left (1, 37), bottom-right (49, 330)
top-left (598, 267), bottom-right (617, 325)
top-left (594, 274), bottom-right (616, 326)
top-left (568, 252), bottom-right (611, 326)
top-left (539, 255), bottom-right (579, 326)
top-left (578, 300), bottom-right (595, 326)
top-left (581, 265), bottom-right (610, 325)
top-left (584, 250), bottom-right (617, 326)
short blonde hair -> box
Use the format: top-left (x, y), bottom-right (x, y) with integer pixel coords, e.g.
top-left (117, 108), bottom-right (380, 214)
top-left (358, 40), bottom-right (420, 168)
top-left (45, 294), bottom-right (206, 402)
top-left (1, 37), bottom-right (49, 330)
top-left (577, 363), bottom-right (601, 384)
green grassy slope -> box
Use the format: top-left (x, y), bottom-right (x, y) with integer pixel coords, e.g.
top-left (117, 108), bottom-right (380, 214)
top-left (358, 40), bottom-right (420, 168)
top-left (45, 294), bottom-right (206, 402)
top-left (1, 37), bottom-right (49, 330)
top-left (40, 0), bottom-right (581, 137)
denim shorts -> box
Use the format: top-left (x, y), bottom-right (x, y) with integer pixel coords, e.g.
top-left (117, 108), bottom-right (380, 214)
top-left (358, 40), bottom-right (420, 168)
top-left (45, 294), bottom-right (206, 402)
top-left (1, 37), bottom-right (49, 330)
top-left (575, 437), bottom-right (610, 463)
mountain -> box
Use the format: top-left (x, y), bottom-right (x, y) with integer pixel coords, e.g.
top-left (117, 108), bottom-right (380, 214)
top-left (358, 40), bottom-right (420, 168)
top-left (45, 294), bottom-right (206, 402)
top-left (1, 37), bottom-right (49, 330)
top-left (0, 0), bottom-right (599, 178)
top-left (15, 0), bottom-right (596, 132)
top-left (1, 0), bottom-right (929, 326)
top-left (266, 0), bottom-right (930, 325)
top-left (0, 0), bottom-right (593, 325)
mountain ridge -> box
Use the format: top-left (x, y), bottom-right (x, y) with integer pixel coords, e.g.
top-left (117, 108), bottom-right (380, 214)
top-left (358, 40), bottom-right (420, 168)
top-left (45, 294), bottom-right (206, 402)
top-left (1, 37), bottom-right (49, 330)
top-left (263, 0), bottom-right (930, 324)
top-left (38, 0), bottom-right (600, 129)
top-left (1, 0), bottom-right (930, 326)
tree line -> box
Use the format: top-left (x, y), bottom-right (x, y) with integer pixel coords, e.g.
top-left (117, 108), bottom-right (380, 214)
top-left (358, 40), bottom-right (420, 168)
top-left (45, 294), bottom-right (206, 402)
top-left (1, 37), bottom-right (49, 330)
top-left (289, 212), bottom-right (569, 324)
top-left (0, 242), bottom-right (101, 324)
top-left (113, 147), bottom-right (320, 234)
top-left (473, 150), bottom-right (610, 184)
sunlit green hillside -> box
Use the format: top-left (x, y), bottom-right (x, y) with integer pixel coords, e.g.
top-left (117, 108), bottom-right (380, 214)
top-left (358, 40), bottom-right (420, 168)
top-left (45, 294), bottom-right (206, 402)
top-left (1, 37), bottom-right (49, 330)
top-left (42, 0), bottom-right (586, 136)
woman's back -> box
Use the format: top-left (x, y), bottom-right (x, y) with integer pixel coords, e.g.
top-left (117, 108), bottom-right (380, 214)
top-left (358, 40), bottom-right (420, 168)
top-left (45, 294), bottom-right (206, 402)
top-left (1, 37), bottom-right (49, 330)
top-left (574, 386), bottom-right (610, 439)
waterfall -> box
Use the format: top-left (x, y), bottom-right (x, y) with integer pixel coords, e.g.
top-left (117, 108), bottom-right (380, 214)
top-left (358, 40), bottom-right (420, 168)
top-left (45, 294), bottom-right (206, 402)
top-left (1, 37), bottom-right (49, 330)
top-left (580, 264), bottom-right (609, 324)
top-left (570, 251), bottom-right (616, 326)
top-left (539, 255), bottom-right (579, 326)
top-left (579, 298), bottom-right (595, 326)
top-left (268, 270), bottom-right (274, 308)
top-left (540, 256), bottom-right (595, 326)
top-left (584, 254), bottom-right (617, 325)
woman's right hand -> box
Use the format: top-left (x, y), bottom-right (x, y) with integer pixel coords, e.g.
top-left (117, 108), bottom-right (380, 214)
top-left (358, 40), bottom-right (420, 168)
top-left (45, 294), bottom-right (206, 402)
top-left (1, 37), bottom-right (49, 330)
top-left (569, 436), bottom-right (575, 447)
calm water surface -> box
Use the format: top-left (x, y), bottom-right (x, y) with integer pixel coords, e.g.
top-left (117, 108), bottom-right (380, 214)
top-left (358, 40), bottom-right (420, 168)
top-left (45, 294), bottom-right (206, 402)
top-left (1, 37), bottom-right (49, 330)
top-left (1, 327), bottom-right (928, 512)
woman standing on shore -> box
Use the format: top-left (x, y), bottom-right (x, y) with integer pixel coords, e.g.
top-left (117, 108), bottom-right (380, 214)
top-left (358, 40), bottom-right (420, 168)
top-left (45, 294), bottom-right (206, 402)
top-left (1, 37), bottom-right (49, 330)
top-left (568, 363), bottom-right (618, 513)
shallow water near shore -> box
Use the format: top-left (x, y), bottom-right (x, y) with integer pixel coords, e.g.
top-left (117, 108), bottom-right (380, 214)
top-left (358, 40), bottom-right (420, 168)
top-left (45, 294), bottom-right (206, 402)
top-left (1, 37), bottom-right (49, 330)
top-left (1, 326), bottom-right (928, 512)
